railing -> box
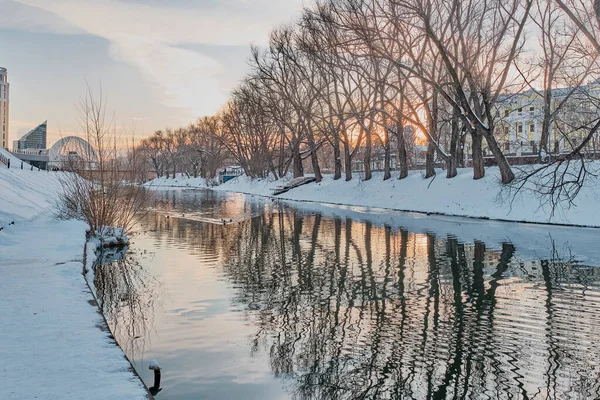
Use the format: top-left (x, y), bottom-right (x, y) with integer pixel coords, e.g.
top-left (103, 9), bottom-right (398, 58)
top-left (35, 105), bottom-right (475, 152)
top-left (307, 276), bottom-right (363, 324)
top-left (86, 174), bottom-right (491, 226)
top-left (0, 151), bottom-right (8, 166)
top-left (12, 148), bottom-right (49, 156)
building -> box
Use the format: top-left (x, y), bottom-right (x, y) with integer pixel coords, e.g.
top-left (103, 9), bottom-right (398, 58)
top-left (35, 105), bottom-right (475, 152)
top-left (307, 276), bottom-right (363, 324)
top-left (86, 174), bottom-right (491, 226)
top-left (218, 166), bottom-right (243, 184)
top-left (13, 121), bottom-right (47, 150)
top-left (0, 67), bottom-right (9, 149)
top-left (493, 81), bottom-right (600, 158)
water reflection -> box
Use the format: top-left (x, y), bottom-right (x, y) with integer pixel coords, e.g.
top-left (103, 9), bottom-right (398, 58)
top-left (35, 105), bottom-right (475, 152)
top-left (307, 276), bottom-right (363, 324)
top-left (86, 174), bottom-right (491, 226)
top-left (98, 190), bottom-right (600, 399)
top-left (94, 250), bottom-right (161, 360)
top-left (221, 211), bottom-right (600, 399)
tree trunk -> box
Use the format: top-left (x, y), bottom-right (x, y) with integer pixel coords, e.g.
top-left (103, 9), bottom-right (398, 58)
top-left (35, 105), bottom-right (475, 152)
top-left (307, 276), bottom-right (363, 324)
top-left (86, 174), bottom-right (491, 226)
top-left (333, 133), bottom-right (342, 180)
top-left (395, 124), bottom-right (408, 179)
top-left (344, 142), bottom-right (352, 181)
top-left (447, 105), bottom-right (460, 179)
top-left (471, 132), bottom-right (485, 180)
top-left (292, 141), bottom-right (303, 178)
top-left (483, 132), bottom-right (514, 184)
top-left (458, 127), bottom-right (466, 168)
top-left (425, 141), bottom-right (435, 178)
top-left (278, 130), bottom-right (286, 177)
top-left (364, 128), bottom-right (372, 181)
top-left (383, 131), bottom-right (391, 180)
top-left (310, 146), bottom-right (322, 183)
top-left (425, 90), bottom-right (438, 179)
top-left (539, 89), bottom-right (552, 162)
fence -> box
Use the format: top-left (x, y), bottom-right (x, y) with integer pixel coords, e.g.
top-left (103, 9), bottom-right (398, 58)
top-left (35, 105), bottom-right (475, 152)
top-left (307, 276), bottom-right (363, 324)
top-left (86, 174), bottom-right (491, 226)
top-left (0, 151), bottom-right (9, 167)
top-left (11, 148), bottom-right (49, 156)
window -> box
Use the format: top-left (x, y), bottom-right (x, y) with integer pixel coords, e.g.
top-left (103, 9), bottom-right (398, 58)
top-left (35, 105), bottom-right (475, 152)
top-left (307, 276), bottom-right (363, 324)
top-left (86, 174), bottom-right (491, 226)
top-left (504, 110), bottom-right (509, 117)
top-left (528, 124), bottom-right (535, 140)
top-left (518, 107), bottom-right (523, 113)
top-left (517, 124), bottom-right (523, 134)
top-left (503, 126), bottom-right (509, 136)
top-left (504, 142), bottom-right (510, 151)
top-left (530, 106), bottom-right (535, 112)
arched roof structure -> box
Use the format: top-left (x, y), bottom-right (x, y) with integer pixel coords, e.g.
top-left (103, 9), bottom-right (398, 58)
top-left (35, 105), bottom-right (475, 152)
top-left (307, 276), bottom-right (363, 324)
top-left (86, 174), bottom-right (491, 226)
top-left (48, 136), bottom-right (97, 167)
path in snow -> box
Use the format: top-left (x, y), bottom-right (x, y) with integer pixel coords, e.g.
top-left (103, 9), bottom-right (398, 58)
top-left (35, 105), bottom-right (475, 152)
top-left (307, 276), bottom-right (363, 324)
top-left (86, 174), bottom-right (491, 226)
top-left (0, 217), bottom-right (148, 399)
top-left (0, 159), bottom-right (148, 399)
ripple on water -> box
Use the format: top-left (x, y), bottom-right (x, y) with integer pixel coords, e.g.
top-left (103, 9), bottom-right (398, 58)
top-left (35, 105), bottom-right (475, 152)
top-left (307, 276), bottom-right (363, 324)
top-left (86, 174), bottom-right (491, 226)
top-left (97, 190), bottom-right (600, 400)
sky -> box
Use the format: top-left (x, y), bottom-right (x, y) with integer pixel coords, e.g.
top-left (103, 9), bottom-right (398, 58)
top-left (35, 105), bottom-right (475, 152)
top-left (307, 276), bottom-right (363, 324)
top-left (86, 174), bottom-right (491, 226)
top-left (0, 0), bottom-right (305, 146)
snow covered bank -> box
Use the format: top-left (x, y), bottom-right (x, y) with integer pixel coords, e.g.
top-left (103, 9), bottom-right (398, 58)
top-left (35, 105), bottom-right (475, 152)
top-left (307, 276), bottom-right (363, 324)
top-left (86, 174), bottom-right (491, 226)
top-left (213, 167), bottom-right (600, 227)
top-left (0, 148), bottom-right (66, 227)
top-left (0, 218), bottom-right (148, 399)
top-left (284, 200), bottom-right (600, 265)
top-left (0, 150), bottom-right (149, 399)
top-left (143, 174), bottom-right (212, 189)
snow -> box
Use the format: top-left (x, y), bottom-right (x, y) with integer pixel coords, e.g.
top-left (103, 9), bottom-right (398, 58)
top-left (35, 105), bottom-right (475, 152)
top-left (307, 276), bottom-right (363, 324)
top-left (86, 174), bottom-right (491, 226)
top-left (0, 148), bottom-right (66, 227)
top-left (213, 167), bottom-right (600, 227)
top-left (212, 174), bottom-right (287, 197)
top-left (0, 146), bottom-right (29, 166)
top-left (280, 200), bottom-right (600, 265)
top-left (149, 359), bottom-right (161, 371)
top-left (91, 227), bottom-right (130, 247)
top-left (0, 152), bottom-right (148, 399)
top-left (143, 173), bottom-right (212, 189)
top-left (0, 218), bottom-right (148, 399)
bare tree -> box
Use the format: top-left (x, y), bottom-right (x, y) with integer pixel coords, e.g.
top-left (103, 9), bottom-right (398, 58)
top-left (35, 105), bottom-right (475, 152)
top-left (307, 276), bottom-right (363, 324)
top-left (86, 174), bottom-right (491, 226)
top-left (57, 84), bottom-right (148, 237)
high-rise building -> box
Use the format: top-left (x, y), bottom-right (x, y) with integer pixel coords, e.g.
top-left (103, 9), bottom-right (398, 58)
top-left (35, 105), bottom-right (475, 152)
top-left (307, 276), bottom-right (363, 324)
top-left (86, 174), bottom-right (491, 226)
top-left (13, 121), bottom-right (47, 150)
top-left (0, 67), bottom-right (9, 149)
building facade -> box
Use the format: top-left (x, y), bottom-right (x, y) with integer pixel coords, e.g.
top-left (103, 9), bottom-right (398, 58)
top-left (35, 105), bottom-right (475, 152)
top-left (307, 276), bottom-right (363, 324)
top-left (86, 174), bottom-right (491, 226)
top-left (494, 82), bottom-right (600, 157)
top-left (13, 121), bottom-right (47, 150)
top-left (0, 67), bottom-right (9, 149)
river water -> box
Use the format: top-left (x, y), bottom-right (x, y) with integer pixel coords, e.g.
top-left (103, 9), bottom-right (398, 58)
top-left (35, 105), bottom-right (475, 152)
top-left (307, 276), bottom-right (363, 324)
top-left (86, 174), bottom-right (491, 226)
top-left (94, 189), bottom-right (600, 399)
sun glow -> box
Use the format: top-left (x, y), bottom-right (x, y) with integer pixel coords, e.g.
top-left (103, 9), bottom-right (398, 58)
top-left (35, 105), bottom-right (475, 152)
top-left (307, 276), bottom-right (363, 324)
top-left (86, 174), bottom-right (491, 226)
top-left (414, 128), bottom-right (428, 146)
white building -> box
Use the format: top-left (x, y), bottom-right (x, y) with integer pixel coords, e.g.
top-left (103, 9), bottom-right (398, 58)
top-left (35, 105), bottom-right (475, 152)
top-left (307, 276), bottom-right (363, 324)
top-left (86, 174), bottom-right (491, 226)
top-left (494, 82), bottom-right (600, 157)
top-left (0, 67), bottom-right (9, 149)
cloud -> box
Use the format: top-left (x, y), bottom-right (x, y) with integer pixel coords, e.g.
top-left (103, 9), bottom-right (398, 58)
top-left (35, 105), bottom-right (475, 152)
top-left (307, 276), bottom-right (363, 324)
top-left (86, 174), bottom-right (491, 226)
top-left (108, 38), bottom-right (227, 115)
top-left (9, 0), bottom-right (305, 116)
top-left (0, 0), bottom-right (85, 35)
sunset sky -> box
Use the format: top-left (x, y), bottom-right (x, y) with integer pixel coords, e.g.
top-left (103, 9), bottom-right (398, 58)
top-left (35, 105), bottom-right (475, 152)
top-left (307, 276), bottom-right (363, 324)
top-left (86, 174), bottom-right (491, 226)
top-left (0, 0), bottom-right (305, 146)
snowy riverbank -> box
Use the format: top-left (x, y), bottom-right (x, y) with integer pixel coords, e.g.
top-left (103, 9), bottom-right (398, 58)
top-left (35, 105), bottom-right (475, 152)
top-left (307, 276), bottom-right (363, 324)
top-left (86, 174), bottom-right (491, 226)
top-left (0, 149), bottom-right (148, 399)
top-left (208, 167), bottom-right (600, 227)
top-left (135, 165), bottom-right (597, 264)
top-left (142, 174), bottom-right (211, 189)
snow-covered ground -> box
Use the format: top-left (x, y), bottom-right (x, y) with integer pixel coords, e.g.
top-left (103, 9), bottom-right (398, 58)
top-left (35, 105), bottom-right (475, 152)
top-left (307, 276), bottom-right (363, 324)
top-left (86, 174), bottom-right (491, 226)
top-left (0, 148), bottom-right (148, 399)
top-left (0, 151), bottom-right (65, 227)
top-left (143, 173), bottom-right (211, 189)
top-left (212, 167), bottom-right (600, 227)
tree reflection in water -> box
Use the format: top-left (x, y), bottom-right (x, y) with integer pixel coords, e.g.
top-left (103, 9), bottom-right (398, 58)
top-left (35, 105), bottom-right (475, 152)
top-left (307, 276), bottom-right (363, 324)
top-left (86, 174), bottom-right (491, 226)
top-left (94, 250), bottom-right (161, 361)
top-left (220, 207), bottom-right (600, 399)
top-left (98, 190), bottom-right (600, 400)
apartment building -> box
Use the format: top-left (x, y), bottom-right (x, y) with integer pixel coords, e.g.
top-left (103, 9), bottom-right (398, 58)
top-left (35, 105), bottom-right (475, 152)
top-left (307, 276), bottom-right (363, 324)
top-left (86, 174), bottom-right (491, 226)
top-left (0, 67), bottom-right (9, 149)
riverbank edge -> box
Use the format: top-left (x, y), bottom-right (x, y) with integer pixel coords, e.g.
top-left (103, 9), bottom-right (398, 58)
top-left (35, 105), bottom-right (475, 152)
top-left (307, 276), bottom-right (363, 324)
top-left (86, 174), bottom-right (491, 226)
top-left (209, 186), bottom-right (600, 229)
top-left (82, 238), bottom-right (155, 400)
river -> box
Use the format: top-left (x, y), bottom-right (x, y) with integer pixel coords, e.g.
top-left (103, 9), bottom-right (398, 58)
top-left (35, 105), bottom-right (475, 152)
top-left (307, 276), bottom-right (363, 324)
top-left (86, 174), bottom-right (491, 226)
top-left (94, 189), bottom-right (600, 399)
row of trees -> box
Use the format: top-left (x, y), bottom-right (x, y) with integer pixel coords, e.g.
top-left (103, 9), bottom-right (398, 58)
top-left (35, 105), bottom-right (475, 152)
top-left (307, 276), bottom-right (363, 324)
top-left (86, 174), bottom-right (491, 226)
top-left (136, 0), bottom-right (599, 206)
top-left (204, 0), bottom-right (597, 186)
top-left (137, 116), bottom-right (228, 180)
